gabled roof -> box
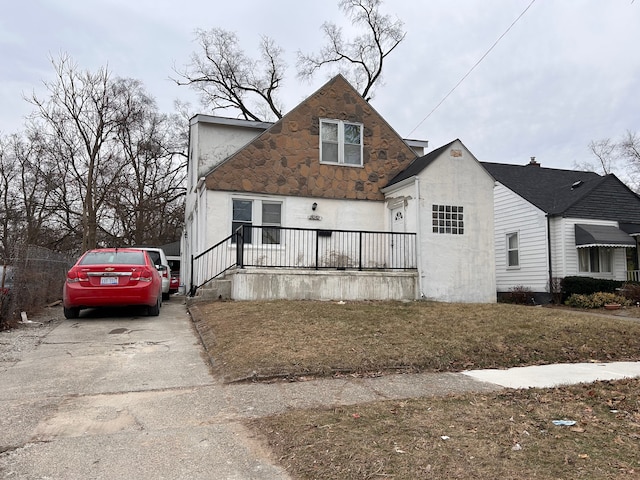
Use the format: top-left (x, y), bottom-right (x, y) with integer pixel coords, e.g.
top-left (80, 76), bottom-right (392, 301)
top-left (386, 140), bottom-right (457, 187)
top-left (203, 74), bottom-right (417, 201)
top-left (482, 162), bottom-right (640, 223)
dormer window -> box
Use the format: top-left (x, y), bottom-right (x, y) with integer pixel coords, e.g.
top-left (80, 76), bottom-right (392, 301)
top-left (320, 119), bottom-right (363, 166)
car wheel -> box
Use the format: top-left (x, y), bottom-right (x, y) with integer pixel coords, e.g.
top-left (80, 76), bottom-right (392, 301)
top-left (148, 297), bottom-right (161, 316)
top-left (162, 292), bottom-right (170, 301)
top-left (64, 307), bottom-right (80, 319)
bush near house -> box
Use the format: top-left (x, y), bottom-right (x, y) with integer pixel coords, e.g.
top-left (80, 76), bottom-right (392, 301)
top-left (565, 291), bottom-right (630, 309)
top-left (561, 276), bottom-right (623, 298)
top-left (499, 285), bottom-right (535, 305)
top-left (620, 282), bottom-right (640, 305)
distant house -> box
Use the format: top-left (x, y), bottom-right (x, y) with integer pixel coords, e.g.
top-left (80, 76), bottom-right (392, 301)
top-left (482, 158), bottom-right (640, 302)
top-left (182, 74), bottom-right (496, 303)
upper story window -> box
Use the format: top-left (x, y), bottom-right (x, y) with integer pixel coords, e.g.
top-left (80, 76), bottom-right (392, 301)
top-left (432, 205), bottom-right (464, 235)
top-left (507, 232), bottom-right (519, 268)
top-left (320, 119), bottom-right (363, 166)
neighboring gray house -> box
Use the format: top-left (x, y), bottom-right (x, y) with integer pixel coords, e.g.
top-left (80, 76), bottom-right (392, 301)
top-left (182, 75), bottom-right (497, 303)
top-left (482, 158), bottom-right (640, 302)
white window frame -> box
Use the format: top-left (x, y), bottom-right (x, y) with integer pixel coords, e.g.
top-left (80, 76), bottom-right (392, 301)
top-left (506, 232), bottom-right (520, 269)
top-left (231, 198), bottom-right (283, 245)
top-left (319, 119), bottom-right (363, 166)
top-left (578, 247), bottom-right (613, 273)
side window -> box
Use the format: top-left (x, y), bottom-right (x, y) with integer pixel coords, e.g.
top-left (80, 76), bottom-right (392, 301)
top-left (507, 232), bottom-right (519, 268)
top-left (232, 199), bottom-right (253, 243)
top-left (432, 205), bottom-right (464, 235)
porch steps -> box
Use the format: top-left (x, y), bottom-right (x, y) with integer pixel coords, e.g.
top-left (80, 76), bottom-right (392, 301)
top-left (187, 279), bottom-right (231, 304)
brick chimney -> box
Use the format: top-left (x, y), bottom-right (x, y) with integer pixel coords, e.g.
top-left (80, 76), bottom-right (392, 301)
top-left (528, 156), bottom-right (540, 167)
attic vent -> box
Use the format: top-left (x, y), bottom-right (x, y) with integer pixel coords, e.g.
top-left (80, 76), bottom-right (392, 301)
top-left (571, 180), bottom-right (584, 190)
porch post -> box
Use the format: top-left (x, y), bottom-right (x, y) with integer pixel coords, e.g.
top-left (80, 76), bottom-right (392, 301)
top-left (315, 230), bottom-right (319, 270)
top-left (236, 226), bottom-right (245, 268)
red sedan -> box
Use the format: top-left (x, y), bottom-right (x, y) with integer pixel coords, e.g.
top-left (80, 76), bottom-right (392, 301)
top-left (63, 248), bottom-right (162, 319)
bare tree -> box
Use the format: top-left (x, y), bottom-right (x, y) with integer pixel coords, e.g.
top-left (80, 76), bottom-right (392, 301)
top-left (585, 138), bottom-right (617, 174)
top-left (582, 131), bottom-right (640, 192)
top-left (620, 130), bottom-right (640, 191)
top-left (175, 0), bottom-right (404, 120)
top-left (28, 55), bottom-right (148, 251)
top-left (174, 29), bottom-right (286, 121)
top-left (297, 0), bottom-right (405, 101)
top-left (0, 132), bottom-right (59, 257)
top-left (110, 86), bottom-right (187, 246)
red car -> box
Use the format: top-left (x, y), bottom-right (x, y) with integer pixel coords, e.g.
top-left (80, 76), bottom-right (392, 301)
top-left (169, 273), bottom-right (180, 294)
top-left (63, 248), bottom-right (162, 319)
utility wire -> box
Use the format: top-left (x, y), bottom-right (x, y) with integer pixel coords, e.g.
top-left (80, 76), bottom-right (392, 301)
top-left (407, 0), bottom-right (537, 138)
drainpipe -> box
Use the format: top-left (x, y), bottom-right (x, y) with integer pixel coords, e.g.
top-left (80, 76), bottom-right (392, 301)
top-left (415, 177), bottom-right (425, 299)
top-left (546, 214), bottom-right (554, 303)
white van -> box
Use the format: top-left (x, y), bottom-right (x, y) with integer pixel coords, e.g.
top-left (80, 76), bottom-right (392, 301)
top-left (134, 247), bottom-right (171, 300)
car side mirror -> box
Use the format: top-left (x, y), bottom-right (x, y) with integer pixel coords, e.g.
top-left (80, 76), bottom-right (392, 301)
top-left (156, 265), bottom-right (167, 271)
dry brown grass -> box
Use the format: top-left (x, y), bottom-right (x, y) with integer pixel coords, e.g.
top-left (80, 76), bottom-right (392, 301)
top-left (190, 300), bottom-right (640, 479)
top-left (250, 378), bottom-right (640, 479)
top-left (190, 300), bottom-right (640, 382)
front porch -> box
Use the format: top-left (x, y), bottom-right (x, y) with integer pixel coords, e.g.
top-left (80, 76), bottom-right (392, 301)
top-left (189, 226), bottom-right (418, 301)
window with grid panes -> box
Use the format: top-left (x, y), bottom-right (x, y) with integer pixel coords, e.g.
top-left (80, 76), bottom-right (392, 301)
top-left (432, 205), bottom-right (464, 234)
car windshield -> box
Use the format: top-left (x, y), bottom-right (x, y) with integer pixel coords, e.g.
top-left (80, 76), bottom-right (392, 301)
top-left (80, 251), bottom-right (146, 266)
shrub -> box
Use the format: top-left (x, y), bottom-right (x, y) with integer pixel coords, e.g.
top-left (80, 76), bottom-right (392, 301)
top-left (620, 283), bottom-right (640, 305)
top-left (561, 276), bottom-right (623, 297)
top-left (565, 292), bottom-right (630, 309)
top-left (501, 285), bottom-right (535, 305)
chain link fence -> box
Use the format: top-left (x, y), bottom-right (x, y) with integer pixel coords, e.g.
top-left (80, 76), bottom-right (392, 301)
top-left (1, 245), bottom-right (74, 330)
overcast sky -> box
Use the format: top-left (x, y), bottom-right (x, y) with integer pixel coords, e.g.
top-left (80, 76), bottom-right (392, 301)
top-left (1, 0), bottom-right (639, 171)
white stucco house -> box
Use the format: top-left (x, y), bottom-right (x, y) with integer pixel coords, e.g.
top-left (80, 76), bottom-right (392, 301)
top-left (482, 159), bottom-right (640, 302)
top-left (182, 75), bottom-right (496, 303)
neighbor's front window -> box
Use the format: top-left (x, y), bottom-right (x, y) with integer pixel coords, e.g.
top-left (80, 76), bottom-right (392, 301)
top-left (578, 247), bottom-right (612, 273)
top-left (232, 199), bottom-right (282, 245)
top-left (432, 205), bottom-right (464, 234)
top-left (320, 119), bottom-right (363, 166)
top-left (507, 232), bottom-right (519, 268)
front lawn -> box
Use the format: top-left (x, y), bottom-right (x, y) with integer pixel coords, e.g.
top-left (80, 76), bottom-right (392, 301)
top-left (189, 300), bottom-right (640, 382)
top-left (189, 300), bottom-right (640, 479)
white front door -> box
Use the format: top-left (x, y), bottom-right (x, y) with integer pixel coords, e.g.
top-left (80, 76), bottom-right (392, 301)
top-left (391, 207), bottom-right (406, 268)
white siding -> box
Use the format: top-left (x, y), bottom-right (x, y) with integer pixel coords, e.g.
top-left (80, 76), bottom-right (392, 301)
top-left (493, 184), bottom-right (549, 293)
top-left (204, 191), bottom-right (386, 249)
top-left (551, 217), bottom-right (629, 281)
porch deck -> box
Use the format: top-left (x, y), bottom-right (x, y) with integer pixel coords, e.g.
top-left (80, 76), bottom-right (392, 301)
top-left (190, 226), bottom-right (418, 300)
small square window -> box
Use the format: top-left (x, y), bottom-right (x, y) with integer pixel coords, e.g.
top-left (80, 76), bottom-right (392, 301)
top-left (432, 205), bottom-right (464, 235)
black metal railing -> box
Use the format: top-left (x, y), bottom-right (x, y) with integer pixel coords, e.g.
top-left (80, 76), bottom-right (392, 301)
top-left (190, 226), bottom-right (417, 295)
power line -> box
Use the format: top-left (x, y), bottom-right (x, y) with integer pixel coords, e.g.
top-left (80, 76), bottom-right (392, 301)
top-left (407, 0), bottom-right (537, 138)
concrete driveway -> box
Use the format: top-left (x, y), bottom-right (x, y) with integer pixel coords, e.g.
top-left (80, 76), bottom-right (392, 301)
top-left (0, 300), bottom-right (289, 479)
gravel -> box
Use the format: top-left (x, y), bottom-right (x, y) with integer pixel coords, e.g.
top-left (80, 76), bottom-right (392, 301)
top-left (0, 306), bottom-right (64, 366)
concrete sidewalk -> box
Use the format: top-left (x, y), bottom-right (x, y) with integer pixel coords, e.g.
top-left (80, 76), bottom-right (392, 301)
top-left (3, 304), bottom-right (640, 480)
top-left (463, 361), bottom-right (640, 389)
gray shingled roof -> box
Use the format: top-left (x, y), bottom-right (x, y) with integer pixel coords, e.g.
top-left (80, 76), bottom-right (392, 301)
top-left (481, 162), bottom-right (640, 223)
top-left (386, 140), bottom-right (457, 187)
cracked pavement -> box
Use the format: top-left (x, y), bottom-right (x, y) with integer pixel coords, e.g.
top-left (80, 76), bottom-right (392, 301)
top-left (0, 299), bottom-right (499, 479)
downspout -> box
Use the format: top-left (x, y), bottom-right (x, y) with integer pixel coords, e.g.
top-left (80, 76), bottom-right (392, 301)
top-left (546, 214), bottom-right (554, 303)
top-left (415, 176), bottom-right (425, 299)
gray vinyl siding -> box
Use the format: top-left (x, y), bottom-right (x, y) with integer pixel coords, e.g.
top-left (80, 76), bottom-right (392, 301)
top-left (494, 184), bottom-right (549, 293)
